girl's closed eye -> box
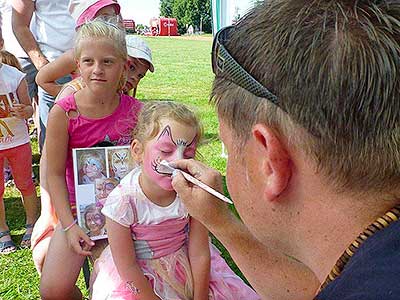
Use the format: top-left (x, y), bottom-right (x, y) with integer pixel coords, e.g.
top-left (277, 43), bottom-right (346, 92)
top-left (156, 144), bottom-right (175, 154)
top-left (159, 148), bottom-right (173, 154)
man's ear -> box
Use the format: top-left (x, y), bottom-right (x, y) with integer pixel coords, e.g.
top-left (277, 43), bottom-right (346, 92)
top-left (130, 139), bottom-right (143, 163)
top-left (252, 124), bottom-right (291, 201)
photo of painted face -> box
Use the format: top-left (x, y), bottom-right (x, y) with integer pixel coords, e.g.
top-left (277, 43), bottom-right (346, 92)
top-left (77, 150), bottom-right (106, 185)
top-left (108, 148), bottom-right (134, 180)
top-left (142, 121), bottom-right (198, 191)
top-left (95, 177), bottom-right (119, 205)
top-left (83, 203), bottom-right (106, 237)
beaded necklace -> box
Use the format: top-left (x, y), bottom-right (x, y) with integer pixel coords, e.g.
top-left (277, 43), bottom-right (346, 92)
top-left (320, 204), bottom-right (400, 290)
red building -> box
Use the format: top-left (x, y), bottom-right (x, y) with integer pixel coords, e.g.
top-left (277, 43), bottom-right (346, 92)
top-left (150, 17), bottom-right (179, 36)
top-left (123, 19), bottom-right (135, 34)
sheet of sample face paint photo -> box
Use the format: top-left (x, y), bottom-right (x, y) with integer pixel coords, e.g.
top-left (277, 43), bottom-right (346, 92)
top-left (72, 146), bottom-right (136, 240)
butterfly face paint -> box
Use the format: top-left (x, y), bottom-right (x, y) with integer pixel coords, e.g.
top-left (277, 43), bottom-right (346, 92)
top-left (111, 150), bottom-right (129, 179)
top-left (142, 120), bottom-right (198, 191)
top-left (95, 178), bottom-right (119, 203)
top-left (83, 157), bottom-right (103, 180)
top-left (85, 209), bottom-right (105, 233)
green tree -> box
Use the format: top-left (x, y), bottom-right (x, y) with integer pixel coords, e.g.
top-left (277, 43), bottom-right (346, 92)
top-left (196, 0), bottom-right (211, 33)
top-left (160, 0), bottom-right (174, 17)
top-left (252, 0), bottom-right (264, 6)
top-left (171, 0), bottom-right (212, 34)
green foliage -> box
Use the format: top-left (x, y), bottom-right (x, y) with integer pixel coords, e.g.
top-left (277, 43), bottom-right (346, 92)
top-left (160, 0), bottom-right (212, 34)
top-left (253, 0), bottom-right (264, 5)
top-left (160, 0), bottom-right (174, 17)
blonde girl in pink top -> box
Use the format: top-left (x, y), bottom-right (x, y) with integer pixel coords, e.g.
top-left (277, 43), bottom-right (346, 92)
top-left (39, 19), bottom-right (142, 300)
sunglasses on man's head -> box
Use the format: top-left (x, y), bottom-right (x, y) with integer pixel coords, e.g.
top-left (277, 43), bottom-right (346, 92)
top-left (211, 26), bottom-right (279, 105)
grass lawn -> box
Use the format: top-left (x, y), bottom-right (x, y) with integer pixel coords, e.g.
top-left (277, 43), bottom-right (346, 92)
top-left (0, 35), bottom-right (243, 299)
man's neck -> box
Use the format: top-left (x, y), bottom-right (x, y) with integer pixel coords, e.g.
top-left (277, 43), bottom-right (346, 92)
top-left (288, 183), bottom-right (399, 283)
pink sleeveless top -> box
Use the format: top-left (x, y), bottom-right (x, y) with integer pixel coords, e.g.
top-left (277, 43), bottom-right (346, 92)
top-left (56, 93), bottom-right (142, 214)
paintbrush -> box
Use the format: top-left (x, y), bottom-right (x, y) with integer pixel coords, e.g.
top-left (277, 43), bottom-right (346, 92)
top-left (158, 160), bottom-right (233, 204)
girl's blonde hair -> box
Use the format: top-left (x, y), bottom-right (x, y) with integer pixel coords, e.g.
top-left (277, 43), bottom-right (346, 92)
top-left (74, 18), bottom-right (127, 92)
top-left (0, 50), bottom-right (22, 71)
top-left (74, 18), bottom-right (127, 61)
top-left (132, 101), bottom-right (203, 146)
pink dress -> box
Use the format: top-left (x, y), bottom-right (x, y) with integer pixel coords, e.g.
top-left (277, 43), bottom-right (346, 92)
top-left (90, 167), bottom-right (260, 300)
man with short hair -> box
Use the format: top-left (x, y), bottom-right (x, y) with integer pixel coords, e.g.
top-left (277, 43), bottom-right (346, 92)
top-left (172, 1), bottom-right (400, 299)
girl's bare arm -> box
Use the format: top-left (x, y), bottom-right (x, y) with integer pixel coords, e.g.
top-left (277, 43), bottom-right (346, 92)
top-left (188, 217), bottom-right (211, 300)
top-left (36, 50), bottom-right (76, 96)
top-left (12, 79), bottom-right (32, 119)
top-left (107, 218), bottom-right (160, 300)
top-left (46, 105), bottom-right (93, 255)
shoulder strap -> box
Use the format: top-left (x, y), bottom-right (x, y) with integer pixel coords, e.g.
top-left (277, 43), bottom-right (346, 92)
top-left (56, 94), bottom-right (80, 119)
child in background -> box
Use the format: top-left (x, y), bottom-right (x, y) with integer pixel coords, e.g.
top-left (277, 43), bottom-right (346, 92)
top-left (0, 49), bottom-right (38, 253)
top-left (90, 101), bottom-right (260, 300)
top-left (0, 50), bottom-right (22, 186)
top-left (39, 19), bottom-right (142, 300)
top-left (0, 51), bottom-right (38, 186)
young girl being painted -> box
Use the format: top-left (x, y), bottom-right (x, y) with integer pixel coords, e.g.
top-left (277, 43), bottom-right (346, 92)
top-left (39, 19), bottom-right (142, 300)
top-left (0, 49), bottom-right (38, 254)
top-left (90, 101), bottom-right (261, 300)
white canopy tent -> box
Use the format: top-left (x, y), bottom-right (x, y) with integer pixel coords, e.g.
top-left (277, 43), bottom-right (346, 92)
top-left (211, 0), bottom-right (255, 34)
top-left (211, 0), bottom-right (256, 158)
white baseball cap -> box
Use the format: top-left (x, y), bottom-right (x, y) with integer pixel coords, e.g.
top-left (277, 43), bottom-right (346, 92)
top-left (125, 35), bottom-right (154, 72)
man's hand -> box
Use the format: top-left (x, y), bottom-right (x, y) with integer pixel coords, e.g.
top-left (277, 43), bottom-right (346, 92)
top-left (171, 159), bottom-right (232, 229)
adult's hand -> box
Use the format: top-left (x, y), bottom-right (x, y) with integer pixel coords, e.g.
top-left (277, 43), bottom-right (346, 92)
top-left (171, 159), bottom-right (232, 229)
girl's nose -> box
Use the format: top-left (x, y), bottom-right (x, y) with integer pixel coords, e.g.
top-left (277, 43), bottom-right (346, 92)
top-left (172, 150), bottom-right (184, 161)
top-left (93, 62), bottom-right (104, 74)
